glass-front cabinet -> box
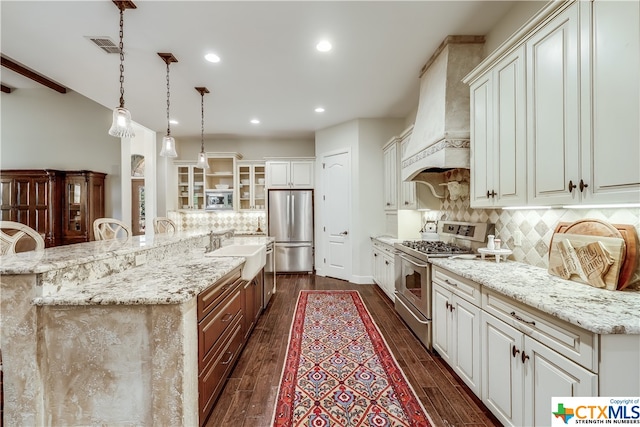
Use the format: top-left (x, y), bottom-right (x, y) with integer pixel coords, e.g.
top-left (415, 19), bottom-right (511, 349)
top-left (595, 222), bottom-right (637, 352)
top-left (176, 163), bottom-right (204, 210)
top-left (62, 171), bottom-right (106, 244)
top-left (238, 161), bottom-right (266, 210)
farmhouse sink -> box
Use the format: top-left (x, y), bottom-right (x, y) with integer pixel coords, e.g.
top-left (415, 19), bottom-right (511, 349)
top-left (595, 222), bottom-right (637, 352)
top-left (207, 244), bottom-right (266, 280)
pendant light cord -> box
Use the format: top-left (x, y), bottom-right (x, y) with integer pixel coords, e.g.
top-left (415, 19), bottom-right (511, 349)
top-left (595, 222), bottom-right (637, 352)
top-left (200, 92), bottom-right (205, 152)
top-left (166, 61), bottom-right (171, 136)
top-left (118, 7), bottom-right (125, 109)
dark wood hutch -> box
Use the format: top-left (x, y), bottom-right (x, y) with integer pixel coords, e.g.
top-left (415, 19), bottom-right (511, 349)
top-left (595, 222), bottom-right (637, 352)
top-left (0, 169), bottom-right (106, 247)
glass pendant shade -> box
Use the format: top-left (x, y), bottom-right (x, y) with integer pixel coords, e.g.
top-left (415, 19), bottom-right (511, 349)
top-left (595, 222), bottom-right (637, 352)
top-left (109, 107), bottom-right (135, 138)
top-left (196, 150), bottom-right (209, 169)
top-left (160, 135), bottom-right (178, 157)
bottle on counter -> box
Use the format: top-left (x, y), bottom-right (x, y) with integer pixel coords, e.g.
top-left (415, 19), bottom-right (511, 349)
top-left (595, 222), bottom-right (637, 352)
top-left (487, 234), bottom-right (495, 250)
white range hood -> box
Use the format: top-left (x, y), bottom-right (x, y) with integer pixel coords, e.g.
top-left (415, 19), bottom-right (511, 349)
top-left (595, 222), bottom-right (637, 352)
top-left (401, 36), bottom-right (485, 182)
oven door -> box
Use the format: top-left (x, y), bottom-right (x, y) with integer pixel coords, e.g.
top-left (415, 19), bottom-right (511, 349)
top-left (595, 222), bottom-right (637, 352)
top-left (395, 252), bottom-right (431, 318)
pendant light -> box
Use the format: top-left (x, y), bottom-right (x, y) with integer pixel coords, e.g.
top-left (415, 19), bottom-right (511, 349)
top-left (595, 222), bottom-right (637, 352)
top-left (108, 1), bottom-right (136, 138)
top-left (195, 87), bottom-right (210, 169)
top-left (158, 53), bottom-right (178, 157)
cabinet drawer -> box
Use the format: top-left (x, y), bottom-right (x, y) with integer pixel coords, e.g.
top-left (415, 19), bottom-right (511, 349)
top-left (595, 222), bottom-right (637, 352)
top-left (483, 289), bottom-right (596, 371)
top-left (432, 267), bottom-right (481, 307)
top-left (199, 319), bottom-right (244, 425)
top-left (198, 268), bottom-right (242, 320)
top-left (373, 240), bottom-right (396, 256)
top-left (199, 286), bottom-right (242, 368)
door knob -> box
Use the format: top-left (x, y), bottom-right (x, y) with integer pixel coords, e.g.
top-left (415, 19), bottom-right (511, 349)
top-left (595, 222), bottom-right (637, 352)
top-left (340, 231), bottom-right (348, 236)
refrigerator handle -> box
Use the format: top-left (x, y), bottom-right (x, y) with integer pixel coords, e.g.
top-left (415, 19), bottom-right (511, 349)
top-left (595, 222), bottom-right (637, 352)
top-left (286, 194), bottom-right (291, 239)
top-left (291, 193), bottom-right (295, 233)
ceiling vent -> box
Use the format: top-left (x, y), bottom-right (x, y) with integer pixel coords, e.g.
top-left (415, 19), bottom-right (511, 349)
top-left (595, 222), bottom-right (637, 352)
top-left (86, 36), bottom-right (120, 54)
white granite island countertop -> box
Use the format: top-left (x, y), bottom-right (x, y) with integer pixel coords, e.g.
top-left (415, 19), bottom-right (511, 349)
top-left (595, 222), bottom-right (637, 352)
top-left (429, 258), bottom-right (640, 334)
top-left (32, 251), bottom-right (245, 306)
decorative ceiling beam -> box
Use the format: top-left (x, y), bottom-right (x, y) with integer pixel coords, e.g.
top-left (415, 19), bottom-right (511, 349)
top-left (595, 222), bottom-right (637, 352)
top-left (1, 56), bottom-right (67, 94)
top-left (1, 84), bottom-right (12, 93)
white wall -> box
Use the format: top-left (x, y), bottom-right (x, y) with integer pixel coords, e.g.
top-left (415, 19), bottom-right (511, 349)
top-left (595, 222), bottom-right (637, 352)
top-left (315, 118), bottom-right (405, 284)
top-left (1, 88), bottom-right (121, 218)
top-left (175, 137), bottom-right (314, 161)
top-left (484, 1), bottom-right (548, 54)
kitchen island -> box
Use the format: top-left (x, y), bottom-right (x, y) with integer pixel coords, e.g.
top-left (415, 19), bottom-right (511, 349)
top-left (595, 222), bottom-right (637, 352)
top-left (0, 230), bottom-right (272, 426)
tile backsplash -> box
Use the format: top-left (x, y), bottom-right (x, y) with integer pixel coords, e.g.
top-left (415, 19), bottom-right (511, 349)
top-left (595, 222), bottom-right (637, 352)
top-left (168, 210), bottom-right (267, 234)
top-left (439, 169), bottom-right (640, 286)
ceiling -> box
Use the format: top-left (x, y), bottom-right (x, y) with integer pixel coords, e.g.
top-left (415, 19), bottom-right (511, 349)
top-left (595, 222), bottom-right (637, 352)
top-left (1, 1), bottom-right (516, 140)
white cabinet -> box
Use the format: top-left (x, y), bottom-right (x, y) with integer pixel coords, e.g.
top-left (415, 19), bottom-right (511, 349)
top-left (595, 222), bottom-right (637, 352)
top-left (481, 311), bottom-right (597, 427)
top-left (265, 159), bottom-right (314, 189)
top-left (382, 139), bottom-right (398, 211)
top-left (175, 162), bottom-right (205, 210)
top-left (398, 127), bottom-right (417, 210)
top-left (581, 0), bottom-right (640, 204)
top-left (466, 0), bottom-right (639, 207)
top-left (432, 269), bottom-right (482, 396)
top-left (371, 239), bottom-right (395, 300)
top-left (527, 3), bottom-right (581, 205)
top-left (237, 161), bottom-right (266, 211)
top-left (470, 46), bottom-right (526, 208)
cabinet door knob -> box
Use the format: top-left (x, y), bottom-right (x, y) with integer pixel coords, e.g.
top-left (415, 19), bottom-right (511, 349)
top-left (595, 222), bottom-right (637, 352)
top-left (512, 345), bottom-right (520, 358)
top-left (385, 260), bottom-right (389, 265)
top-left (568, 180), bottom-right (577, 193)
top-left (445, 301), bottom-right (451, 310)
top-left (579, 179), bottom-right (589, 192)
top-left (521, 351), bottom-right (530, 364)
top-left (486, 190), bottom-right (491, 199)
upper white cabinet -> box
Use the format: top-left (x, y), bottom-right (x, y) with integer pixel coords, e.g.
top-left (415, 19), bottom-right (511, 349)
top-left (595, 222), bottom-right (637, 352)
top-left (470, 45), bottom-right (527, 207)
top-left (175, 162), bottom-right (204, 210)
top-left (382, 137), bottom-right (399, 211)
top-left (265, 158), bottom-right (314, 189)
top-left (237, 161), bottom-right (266, 211)
top-left (582, 0), bottom-right (640, 204)
top-left (466, 0), bottom-right (640, 207)
top-left (399, 127), bottom-right (418, 210)
top-left (527, 3), bottom-right (581, 205)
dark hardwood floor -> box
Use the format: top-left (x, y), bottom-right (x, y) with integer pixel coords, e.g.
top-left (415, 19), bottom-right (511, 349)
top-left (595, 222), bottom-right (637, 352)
top-left (204, 274), bottom-right (501, 427)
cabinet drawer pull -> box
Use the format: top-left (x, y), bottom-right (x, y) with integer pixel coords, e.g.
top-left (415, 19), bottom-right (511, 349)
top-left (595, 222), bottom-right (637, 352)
top-left (444, 279), bottom-right (457, 287)
top-left (512, 345), bottom-right (520, 358)
top-left (510, 311), bottom-right (535, 326)
top-left (221, 351), bottom-right (234, 365)
top-left (579, 179), bottom-right (589, 192)
top-left (221, 313), bottom-right (233, 323)
top-left (568, 180), bottom-right (577, 193)
top-left (521, 351), bottom-right (530, 364)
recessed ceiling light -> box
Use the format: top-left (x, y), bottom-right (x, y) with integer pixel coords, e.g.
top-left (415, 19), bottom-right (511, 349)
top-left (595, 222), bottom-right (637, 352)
top-left (315, 107), bottom-right (325, 113)
top-left (204, 53), bottom-right (221, 63)
top-left (316, 40), bottom-right (332, 52)
top-left (169, 119), bottom-right (178, 125)
top-left (250, 119), bottom-right (260, 124)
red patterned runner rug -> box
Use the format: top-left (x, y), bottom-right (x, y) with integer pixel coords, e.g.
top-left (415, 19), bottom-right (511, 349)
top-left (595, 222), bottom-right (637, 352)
top-left (273, 290), bottom-right (433, 427)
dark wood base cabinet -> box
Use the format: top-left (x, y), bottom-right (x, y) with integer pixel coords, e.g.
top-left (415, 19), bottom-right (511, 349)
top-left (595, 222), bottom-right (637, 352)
top-left (198, 267), bottom-right (244, 426)
top-left (198, 266), bottom-right (266, 426)
top-left (0, 169), bottom-right (106, 247)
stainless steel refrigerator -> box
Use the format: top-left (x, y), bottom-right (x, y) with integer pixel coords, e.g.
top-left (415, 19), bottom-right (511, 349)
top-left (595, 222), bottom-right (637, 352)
top-left (268, 189), bottom-right (314, 273)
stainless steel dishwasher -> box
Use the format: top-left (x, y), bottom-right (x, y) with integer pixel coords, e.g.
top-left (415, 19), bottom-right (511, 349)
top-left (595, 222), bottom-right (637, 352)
top-left (263, 241), bottom-right (276, 309)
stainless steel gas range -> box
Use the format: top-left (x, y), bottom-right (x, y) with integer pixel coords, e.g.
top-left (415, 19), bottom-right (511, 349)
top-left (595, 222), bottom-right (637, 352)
top-left (394, 221), bottom-right (493, 350)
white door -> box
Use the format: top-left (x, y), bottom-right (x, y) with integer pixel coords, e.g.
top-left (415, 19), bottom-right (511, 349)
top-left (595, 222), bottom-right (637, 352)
top-left (322, 150), bottom-right (351, 281)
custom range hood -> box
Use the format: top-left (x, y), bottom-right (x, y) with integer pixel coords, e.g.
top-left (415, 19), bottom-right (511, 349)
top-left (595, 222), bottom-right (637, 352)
top-left (401, 36), bottom-right (485, 183)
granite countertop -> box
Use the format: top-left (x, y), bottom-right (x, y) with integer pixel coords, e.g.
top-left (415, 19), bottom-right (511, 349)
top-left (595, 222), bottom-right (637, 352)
top-left (33, 249), bottom-right (245, 306)
top-left (429, 258), bottom-right (640, 335)
top-left (371, 235), bottom-right (403, 246)
top-left (0, 230), bottom-right (210, 275)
